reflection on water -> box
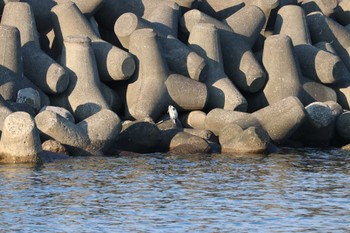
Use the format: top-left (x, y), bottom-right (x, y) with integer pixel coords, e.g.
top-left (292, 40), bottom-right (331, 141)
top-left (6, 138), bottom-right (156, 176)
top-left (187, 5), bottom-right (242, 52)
top-left (0, 149), bottom-right (349, 232)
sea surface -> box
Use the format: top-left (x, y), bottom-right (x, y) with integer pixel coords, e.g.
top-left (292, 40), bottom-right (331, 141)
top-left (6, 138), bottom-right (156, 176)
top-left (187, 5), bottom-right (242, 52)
top-left (0, 148), bottom-right (349, 232)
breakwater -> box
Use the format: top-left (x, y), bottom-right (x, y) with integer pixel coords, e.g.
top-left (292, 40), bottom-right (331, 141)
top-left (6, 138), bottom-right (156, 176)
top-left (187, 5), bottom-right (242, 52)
top-left (0, 0), bottom-right (350, 163)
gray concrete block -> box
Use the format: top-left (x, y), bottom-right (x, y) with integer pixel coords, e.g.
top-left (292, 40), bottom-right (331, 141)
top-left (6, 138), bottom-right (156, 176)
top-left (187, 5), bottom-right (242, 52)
top-left (181, 9), bottom-right (267, 93)
top-left (35, 110), bottom-right (91, 156)
top-left (2, 2), bottom-right (69, 94)
top-left (188, 23), bottom-right (247, 111)
top-left (53, 35), bottom-right (112, 121)
top-left (252, 96), bottom-right (306, 143)
top-left (77, 109), bottom-right (122, 155)
top-left (51, 1), bottom-right (135, 81)
top-left (307, 12), bottom-right (350, 71)
top-left (114, 11), bottom-right (207, 81)
top-left (0, 111), bottom-right (42, 163)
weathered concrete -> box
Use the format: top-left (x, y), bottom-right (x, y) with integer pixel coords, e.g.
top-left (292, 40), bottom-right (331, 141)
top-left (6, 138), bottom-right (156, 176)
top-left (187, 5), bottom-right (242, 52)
top-left (223, 5), bottom-right (266, 47)
top-left (40, 105), bottom-right (75, 123)
top-left (114, 10), bottom-right (207, 81)
top-left (125, 28), bottom-right (207, 121)
top-left (336, 111), bottom-right (350, 142)
top-left (0, 96), bottom-right (13, 132)
top-left (274, 5), bottom-right (311, 46)
top-left (274, 5), bottom-right (349, 84)
top-left (51, 1), bottom-right (135, 81)
top-left (219, 124), bottom-right (270, 154)
top-left (16, 88), bottom-right (40, 112)
top-left (42, 139), bottom-right (69, 155)
top-left (205, 108), bottom-right (256, 135)
top-left (2, 2), bottom-right (69, 95)
top-left (300, 0), bottom-right (338, 17)
top-left (0, 112), bottom-right (42, 163)
top-left (292, 102), bottom-right (335, 146)
top-left (335, 0), bottom-right (350, 26)
top-left (147, 0), bottom-right (180, 37)
top-left (35, 110), bottom-right (91, 156)
top-left (252, 96), bottom-right (306, 143)
top-left (161, 130), bottom-right (211, 154)
top-left (115, 121), bottom-right (162, 153)
top-left (249, 34), bottom-right (303, 109)
top-left (95, 0), bottom-right (165, 30)
top-left (197, 0), bottom-right (245, 20)
top-left (180, 110), bottom-right (207, 130)
top-left (0, 24), bottom-right (51, 107)
top-left (307, 12), bottom-right (350, 71)
top-left (77, 109), bottom-right (122, 155)
top-left (165, 74), bottom-right (207, 111)
top-left (19, 0), bottom-right (103, 33)
top-left (188, 23), bottom-right (247, 111)
top-left (181, 9), bottom-right (267, 93)
top-left (52, 35), bottom-right (112, 122)
top-left (296, 44), bottom-right (349, 84)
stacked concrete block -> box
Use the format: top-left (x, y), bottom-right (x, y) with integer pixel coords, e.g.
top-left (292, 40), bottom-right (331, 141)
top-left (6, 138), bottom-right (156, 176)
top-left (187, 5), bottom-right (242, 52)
top-left (252, 96), bottom-right (306, 144)
top-left (219, 124), bottom-right (270, 154)
top-left (291, 102), bottom-right (336, 146)
top-left (16, 88), bottom-right (41, 112)
top-left (2, 2), bottom-right (69, 95)
top-left (180, 111), bottom-right (207, 130)
top-left (306, 12), bottom-right (350, 71)
top-left (275, 5), bottom-right (349, 85)
top-left (114, 3), bottom-right (207, 82)
top-left (0, 96), bottom-right (13, 132)
top-left (0, 24), bottom-right (51, 107)
top-left (300, 0), bottom-right (338, 17)
top-left (2, 0), bottom-right (350, 160)
top-left (181, 8), bottom-right (267, 93)
top-left (51, 1), bottom-right (135, 82)
top-left (335, 0), bottom-right (350, 26)
top-left (77, 109), bottom-right (122, 155)
top-left (51, 35), bottom-right (115, 121)
top-left (0, 112), bottom-right (42, 163)
top-left (35, 110), bottom-right (91, 156)
top-left (188, 23), bottom-right (247, 111)
top-left (125, 28), bottom-right (207, 121)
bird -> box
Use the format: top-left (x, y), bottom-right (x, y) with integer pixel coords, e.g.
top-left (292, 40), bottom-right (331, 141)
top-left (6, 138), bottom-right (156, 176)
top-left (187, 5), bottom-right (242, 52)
top-left (168, 105), bottom-right (178, 128)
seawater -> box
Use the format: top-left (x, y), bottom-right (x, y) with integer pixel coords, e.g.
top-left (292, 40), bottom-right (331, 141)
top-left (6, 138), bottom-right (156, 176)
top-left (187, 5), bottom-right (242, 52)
top-left (0, 148), bottom-right (349, 232)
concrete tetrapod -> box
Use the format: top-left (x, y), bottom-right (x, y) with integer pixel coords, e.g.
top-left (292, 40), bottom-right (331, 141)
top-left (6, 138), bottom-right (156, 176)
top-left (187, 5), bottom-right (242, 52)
top-left (147, 0), bottom-right (180, 37)
top-left (0, 112), bottom-right (42, 163)
top-left (19, 0), bottom-right (103, 33)
top-left (223, 5), bottom-right (266, 47)
top-left (0, 96), bottom-right (13, 131)
top-left (114, 9), bottom-right (207, 81)
top-left (274, 5), bottom-right (349, 84)
top-left (52, 36), bottom-right (115, 122)
top-left (1, 2), bottom-right (69, 95)
top-left (180, 110), bottom-right (207, 130)
top-left (181, 9), bottom-right (267, 93)
top-left (94, 0), bottom-right (164, 30)
top-left (0, 24), bottom-right (50, 106)
top-left (335, 0), bottom-right (350, 26)
top-left (51, 1), bottom-right (135, 82)
top-left (125, 28), bottom-right (207, 121)
top-left (306, 12), bottom-right (350, 71)
top-left (300, 0), bottom-right (338, 17)
top-left (197, 0), bottom-right (246, 20)
top-left (35, 110), bottom-right (91, 156)
top-left (77, 109), bottom-right (122, 155)
top-left (291, 102), bottom-right (336, 147)
top-left (252, 96), bottom-right (306, 144)
top-left (248, 34), bottom-right (337, 111)
top-left (188, 23), bottom-right (247, 111)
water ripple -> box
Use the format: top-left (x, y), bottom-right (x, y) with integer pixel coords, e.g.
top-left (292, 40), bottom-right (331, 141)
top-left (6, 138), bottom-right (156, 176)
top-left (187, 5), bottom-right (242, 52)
top-left (0, 149), bottom-right (349, 232)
